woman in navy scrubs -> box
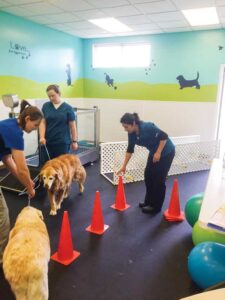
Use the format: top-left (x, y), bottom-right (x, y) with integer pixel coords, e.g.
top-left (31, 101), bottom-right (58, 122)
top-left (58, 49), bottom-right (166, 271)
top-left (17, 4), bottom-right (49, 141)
top-left (0, 100), bottom-right (43, 263)
top-left (117, 112), bottom-right (175, 214)
top-left (39, 84), bottom-right (78, 160)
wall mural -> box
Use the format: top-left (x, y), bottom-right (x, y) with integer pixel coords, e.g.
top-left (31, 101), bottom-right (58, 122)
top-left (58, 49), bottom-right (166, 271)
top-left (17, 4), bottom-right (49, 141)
top-left (176, 72), bottom-right (200, 89)
top-left (1, 11), bottom-right (225, 102)
top-left (0, 11), bottom-right (83, 98)
top-left (9, 41), bottom-right (31, 60)
top-left (65, 64), bottom-right (72, 86)
top-left (104, 73), bottom-right (117, 90)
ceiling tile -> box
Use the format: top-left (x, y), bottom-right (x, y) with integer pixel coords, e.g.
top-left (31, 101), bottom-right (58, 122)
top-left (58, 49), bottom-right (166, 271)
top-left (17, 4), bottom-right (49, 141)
top-left (216, 0), bottom-right (225, 5)
top-left (129, 0), bottom-right (159, 3)
top-left (48, 23), bottom-right (73, 30)
top-left (118, 14), bottom-right (152, 25)
top-left (73, 9), bottom-right (107, 20)
top-left (4, 0), bottom-right (41, 4)
top-left (192, 24), bottom-right (222, 30)
top-left (2, 6), bottom-right (31, 16)
top-left (66, 20), bottom-right (94, 29)
top-left (157, 19), bottom-right (189, 28)
top-left (172, 0), bottom-right (216, 10)
top-left (18, 2), bottom-right (63, 16)
top-left (26, 15), bottom-right (57, 24)
top-left (130, 23), bottom-right (161, 30)
top-left (49, 0), bottom-right (93, 11)
top-left (218, 5), bottom-right (225, 16)
top-left (102, 5), bottom-right (140, 17)
top-left (148, 11), bottom-right (185, 22)
top-left (43, 12), bottom-right (80, 23)
top-left (135, 0), bottom-right (177, 14)
top-left (164, 27), bottom-right (191, 32)
top-left (86, 0), bottom-right (129, 8)
top-left (0, 0), bottom-right (11, 7)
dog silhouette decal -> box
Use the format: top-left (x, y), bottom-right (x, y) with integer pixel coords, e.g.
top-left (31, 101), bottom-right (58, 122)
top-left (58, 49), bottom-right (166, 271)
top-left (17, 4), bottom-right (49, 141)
top-left (104, 73), bottom-right (117, 90)
top-left (176, 72), bottom-right (200, 89)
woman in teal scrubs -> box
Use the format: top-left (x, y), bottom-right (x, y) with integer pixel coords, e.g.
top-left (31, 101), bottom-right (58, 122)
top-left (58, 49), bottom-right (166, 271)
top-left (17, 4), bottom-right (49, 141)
top-left (117, 112), bottom-right (175, 214)
top-left (39, 84), bottom-right (78, 161)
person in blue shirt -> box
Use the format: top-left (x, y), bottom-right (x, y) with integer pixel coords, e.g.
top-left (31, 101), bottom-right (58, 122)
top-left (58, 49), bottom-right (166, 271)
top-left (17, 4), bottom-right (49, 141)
top-left (39, 84), bottom-right (78, 161)
top-left (0, 100), bottom-right (43, 263)
top-left (117, 112), bottom-right (175, 214)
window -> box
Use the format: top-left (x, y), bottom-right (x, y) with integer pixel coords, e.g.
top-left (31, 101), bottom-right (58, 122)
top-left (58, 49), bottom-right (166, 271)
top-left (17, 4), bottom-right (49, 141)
top-left (92, 43), bottom-right (151, 68)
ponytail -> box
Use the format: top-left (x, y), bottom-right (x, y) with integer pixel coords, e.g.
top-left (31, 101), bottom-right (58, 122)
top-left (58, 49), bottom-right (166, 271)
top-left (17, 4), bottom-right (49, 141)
top-left (18, 100), bottom-right (43, 130)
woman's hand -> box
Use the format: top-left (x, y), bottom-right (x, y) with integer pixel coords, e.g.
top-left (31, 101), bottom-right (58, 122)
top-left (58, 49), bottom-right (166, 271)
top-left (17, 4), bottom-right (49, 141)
top-left (71, 142), bottom-right (78, 151)
top-left (116, 166), bottom-right (126, 175)
top-left (153, 152), bottom-right (161, 163)
top-left (39, 137), bottom-right (46, 145)
top-left (28, 188), bottom-right (35, 199)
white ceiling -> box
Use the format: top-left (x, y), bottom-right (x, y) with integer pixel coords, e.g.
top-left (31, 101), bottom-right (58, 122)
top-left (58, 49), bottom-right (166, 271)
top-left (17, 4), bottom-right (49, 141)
top-left (1, 0), bottom-right (225, 38)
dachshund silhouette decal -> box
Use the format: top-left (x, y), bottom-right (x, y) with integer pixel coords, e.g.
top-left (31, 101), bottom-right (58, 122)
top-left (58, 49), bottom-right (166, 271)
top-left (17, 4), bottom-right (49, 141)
top-left (104, 73), bottom-right (117, 90)
top-left (176, 72), bottom-right (200, 89)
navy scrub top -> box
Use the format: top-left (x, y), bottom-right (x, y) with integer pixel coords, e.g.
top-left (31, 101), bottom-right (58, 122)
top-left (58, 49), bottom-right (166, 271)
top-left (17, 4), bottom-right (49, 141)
top-left (42, 102), bottom-right (76, 145)
top-left (0, 118), bottom-right (24, 160)
top-left (127, 121), bottom-right (175, 157)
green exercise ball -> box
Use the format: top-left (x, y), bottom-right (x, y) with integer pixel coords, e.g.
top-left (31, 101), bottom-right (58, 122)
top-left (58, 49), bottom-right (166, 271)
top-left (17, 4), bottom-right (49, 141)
top-left (192, 221), bottom-right (225, 246)
top-left (185, 193), bottom-right (204, 227)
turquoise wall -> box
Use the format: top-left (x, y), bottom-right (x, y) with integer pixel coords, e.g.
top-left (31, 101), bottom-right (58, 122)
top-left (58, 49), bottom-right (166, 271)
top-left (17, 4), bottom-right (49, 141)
top-left (1, 10), bottom-right (225, 101)
top-left (83, 30), bottom-right (225, 84)
top-left (82, 30), bottom-right (225, 101)
top-left (0, 11), bottom-right (84, 98)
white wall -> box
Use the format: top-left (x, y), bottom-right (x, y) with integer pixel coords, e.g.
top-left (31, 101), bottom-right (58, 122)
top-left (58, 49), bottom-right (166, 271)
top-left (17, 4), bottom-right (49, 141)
top-left (77, 98), bottom-right (219, 143)
top-left (1, 97), bottom-right (218, 159)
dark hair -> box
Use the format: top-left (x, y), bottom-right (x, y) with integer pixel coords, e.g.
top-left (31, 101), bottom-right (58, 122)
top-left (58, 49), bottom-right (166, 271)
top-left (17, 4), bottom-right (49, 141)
top-left (120, 113), bottom-right (141, 125)
top-left (18, 100), bottom-right (43, 130)
top-left (46, 84), bottom-right (61, 95)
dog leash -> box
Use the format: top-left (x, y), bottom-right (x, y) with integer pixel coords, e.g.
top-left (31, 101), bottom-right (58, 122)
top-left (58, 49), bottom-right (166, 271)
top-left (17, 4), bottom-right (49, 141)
top-left (42, 144), bottom-right (51, 161)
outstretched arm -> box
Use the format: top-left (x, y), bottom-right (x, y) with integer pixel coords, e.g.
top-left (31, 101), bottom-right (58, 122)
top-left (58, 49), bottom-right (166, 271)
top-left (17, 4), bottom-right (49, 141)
top-left (117, 152), bottom-right (133, 175)
top-left (3, 150), bottom-right (35, 198)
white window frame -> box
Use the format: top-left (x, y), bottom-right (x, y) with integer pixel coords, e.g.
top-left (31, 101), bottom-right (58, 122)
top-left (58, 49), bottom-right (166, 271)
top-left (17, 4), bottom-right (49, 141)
top-left (92, 42), bottom-right (151, 68)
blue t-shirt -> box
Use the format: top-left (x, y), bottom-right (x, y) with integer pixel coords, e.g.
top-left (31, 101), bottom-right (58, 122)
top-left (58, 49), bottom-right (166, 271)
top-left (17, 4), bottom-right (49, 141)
top-left (42, 102), bottom-right (76, 145)
top-left (0, 118), bottom-right (24, 160)
top-left (127, 121), bottom-right (175, 157)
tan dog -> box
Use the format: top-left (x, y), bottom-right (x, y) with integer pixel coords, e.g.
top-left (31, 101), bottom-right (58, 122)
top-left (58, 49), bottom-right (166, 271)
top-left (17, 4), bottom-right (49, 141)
top-left (3, 206), bottom-right (50, 300)
top-left (40, 154), bottom-right (86, 216)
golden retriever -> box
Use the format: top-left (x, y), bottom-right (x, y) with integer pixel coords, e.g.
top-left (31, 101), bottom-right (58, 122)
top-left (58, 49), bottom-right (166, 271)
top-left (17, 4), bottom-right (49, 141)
top-left (3, 206), bottom-right (50, 300)
top-left (40, 154), bottom-right (86, 216)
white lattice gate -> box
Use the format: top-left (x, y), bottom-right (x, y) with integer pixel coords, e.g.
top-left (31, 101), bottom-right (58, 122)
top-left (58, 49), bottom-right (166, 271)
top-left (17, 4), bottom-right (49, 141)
top-left (100, 136), bottom-right (220, 185)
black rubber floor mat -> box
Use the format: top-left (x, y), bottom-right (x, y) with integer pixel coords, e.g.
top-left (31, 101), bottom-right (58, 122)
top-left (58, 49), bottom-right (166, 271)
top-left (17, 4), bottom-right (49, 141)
top-left (0, 166), bottom-right (40, 193)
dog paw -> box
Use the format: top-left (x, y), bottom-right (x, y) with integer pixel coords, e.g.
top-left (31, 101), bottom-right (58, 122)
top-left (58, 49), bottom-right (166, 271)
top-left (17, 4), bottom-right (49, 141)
top-left (79, 186), bottom-right (84, 194)
top-left (50, 210), bottom-right (57, 216)
top-left (56, 204), bottom-right (61, 210)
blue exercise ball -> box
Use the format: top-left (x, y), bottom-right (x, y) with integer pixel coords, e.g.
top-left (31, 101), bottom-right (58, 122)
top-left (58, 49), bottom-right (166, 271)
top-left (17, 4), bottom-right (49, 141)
top-left (185, 192), bottom-right (204, 227)
top-left (188, 242), bottom-right (225, 289)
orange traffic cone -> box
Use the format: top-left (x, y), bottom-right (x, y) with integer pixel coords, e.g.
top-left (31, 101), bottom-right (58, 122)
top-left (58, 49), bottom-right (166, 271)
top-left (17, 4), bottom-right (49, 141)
top-left (164, 179), bottom-right (184, 222)
top-left (86, 191), bottom-right (109, 235)
top-left (111, 175), bottom-right (130, 211)
top-left (51, 211), bottom-right (80, 265)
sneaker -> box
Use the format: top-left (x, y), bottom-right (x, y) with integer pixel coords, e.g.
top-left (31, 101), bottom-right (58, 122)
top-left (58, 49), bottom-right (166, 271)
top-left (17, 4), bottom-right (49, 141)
top-left (142, 206), bottom-right (157, 214)
top-left (139, 202), bottom-right (148, 208)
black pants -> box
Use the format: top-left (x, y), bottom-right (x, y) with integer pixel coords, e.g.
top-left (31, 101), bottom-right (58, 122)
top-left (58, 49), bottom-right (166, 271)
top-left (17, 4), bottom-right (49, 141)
top-left (144, 150), bottom-right (175, 212)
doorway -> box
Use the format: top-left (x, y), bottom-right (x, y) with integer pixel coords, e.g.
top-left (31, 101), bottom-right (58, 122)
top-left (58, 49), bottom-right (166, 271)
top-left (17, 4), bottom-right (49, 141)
top-left (216, 64), bottom-right (225, 156)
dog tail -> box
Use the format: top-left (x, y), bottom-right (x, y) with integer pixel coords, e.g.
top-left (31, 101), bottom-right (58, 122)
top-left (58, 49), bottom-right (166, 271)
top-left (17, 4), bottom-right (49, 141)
top-left (196, 72), bottom-right (199, 80)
